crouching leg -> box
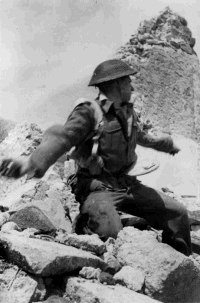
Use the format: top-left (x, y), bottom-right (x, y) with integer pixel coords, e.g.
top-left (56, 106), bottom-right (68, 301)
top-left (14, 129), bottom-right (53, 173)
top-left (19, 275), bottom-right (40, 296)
top-left (161, 198), bottom-right (192, 256)
top-left (74, 190), bottom-right (123, 240)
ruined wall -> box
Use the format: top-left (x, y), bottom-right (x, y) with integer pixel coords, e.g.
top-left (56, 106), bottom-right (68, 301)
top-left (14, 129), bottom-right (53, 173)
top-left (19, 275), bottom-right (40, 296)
top-left (116, 7), bottom-right (200, 141)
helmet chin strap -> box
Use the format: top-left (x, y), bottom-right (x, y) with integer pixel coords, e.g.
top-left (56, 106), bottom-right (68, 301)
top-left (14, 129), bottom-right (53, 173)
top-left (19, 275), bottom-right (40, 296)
top-left (116, 79), bottom-right (123, 105)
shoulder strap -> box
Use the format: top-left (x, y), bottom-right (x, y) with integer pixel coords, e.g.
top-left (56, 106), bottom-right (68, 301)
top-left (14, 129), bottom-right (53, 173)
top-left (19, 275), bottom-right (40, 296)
top-left (73, 98), bottom-right (103, 132)
top-left (68, 98), bottom-right (104, 161)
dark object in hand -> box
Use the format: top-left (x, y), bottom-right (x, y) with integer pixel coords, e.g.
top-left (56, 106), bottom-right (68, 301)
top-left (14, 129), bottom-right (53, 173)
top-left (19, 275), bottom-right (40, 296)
top-left (169, 146), bottom-right (180, 156)
top-left (0, 159), bottom-right (21, 178)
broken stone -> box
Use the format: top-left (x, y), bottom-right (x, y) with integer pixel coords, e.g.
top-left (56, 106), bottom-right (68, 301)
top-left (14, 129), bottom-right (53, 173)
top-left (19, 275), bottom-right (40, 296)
top-left (191, 226), bottom-right (200, 233)
top-left (56, 233), bottom-right (106, 255)
top-left (189, 37), bottom-right (196, 48)
top-left (65, 277), bottom-right (161, 303)
top-left (31, 277), bottom-right (46, 301)
top-left (170, 40), bottom-right (180, 49)
top-left (1, 221), bottom-right (21, 233)
top-left (103, 252), bottom-right (121, 275)
top-left (179, 15), bottom-right (187, 26)
top-left (43, 295), bottom-right (71, 303)
top-left (0, 264), bottom-right (20, 291)
top-left (0, 263), bottom-right (41, 303)
top-left (191, 233), bottom-right (200, 254)
top-left (99, 272), bottom-right (116, 285)
top-left (0, 212), bottom-right (10, 227)
top-left (114, 266), bottom-right (145, 292)
top-left (21, 227), bottom-right (40, 237)
top-left (105, 237), bottom-right (116, 255)
top-left (115, 227), bottom-right (200, 303)
top-left (79, 266), bottom-right (101, 280)
top-left (9, 205), bottom-right (57, 235)
top-left (180, 42), bottom-right (193, 54)
top-left (0, 232), bottom-right (106, 276)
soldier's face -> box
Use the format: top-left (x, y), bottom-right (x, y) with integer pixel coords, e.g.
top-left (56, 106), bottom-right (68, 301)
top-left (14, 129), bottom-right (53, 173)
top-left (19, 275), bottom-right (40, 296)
top-left (118, 76), bottom-right (133, 103)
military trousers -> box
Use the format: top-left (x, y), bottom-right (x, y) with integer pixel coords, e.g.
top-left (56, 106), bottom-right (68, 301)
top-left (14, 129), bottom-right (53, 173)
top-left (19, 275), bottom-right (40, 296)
top-left (78, 180), bottom-right (192, 256)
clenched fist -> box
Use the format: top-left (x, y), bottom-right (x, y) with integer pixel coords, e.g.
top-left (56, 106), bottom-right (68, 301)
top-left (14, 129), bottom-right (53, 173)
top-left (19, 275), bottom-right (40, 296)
top-left (169, 143), bottom-right (181, 156)
top-left (0, 157), bottom-right (32, 178)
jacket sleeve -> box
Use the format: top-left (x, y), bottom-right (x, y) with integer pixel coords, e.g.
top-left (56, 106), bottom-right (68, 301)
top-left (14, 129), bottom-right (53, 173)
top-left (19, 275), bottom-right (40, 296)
top-left (137, 129), bottom-right (175, 153)
top-left (29, 103), bottom-right (95, 177)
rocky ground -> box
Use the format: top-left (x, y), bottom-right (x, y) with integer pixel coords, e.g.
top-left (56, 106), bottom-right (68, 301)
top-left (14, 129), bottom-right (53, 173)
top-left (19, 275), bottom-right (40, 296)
top-left (0, 122), bottom-right (200, 303)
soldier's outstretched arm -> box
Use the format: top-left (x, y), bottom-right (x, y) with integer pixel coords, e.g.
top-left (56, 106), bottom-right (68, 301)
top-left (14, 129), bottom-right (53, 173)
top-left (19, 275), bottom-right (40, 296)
top-left (137, 129), bottom-right (180, 155)
top-left (0, 103), bottom-right (95, 178)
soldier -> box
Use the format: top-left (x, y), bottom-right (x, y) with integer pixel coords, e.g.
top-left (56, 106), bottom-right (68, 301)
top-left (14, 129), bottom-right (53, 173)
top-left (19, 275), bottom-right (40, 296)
top-left (0, 59), bottom-right (192, 256)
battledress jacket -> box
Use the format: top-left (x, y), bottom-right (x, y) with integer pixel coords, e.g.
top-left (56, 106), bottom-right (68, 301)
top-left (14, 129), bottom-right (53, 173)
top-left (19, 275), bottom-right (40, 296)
top-left (29, 96), bottom-right (175, 192)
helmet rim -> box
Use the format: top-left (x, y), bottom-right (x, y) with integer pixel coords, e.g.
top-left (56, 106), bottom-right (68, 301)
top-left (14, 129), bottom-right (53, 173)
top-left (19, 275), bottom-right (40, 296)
top-left (88, 59), bottom-right (137, 87)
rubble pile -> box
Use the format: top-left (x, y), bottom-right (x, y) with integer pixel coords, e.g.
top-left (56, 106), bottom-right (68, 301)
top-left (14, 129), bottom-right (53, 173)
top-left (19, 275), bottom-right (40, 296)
top-left (1, 211), bottom-right (200, 303)
top-left (0, 122), bottom-right (200, 303)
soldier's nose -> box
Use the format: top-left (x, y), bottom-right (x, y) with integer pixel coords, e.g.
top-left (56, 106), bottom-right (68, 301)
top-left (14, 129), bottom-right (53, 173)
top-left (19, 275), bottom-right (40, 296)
top-left (131, 85), bottom-right (134, 92)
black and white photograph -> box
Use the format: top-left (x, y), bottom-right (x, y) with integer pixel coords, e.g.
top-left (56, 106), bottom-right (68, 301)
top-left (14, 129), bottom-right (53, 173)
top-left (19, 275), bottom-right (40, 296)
top-left (0, 1), bottom-right (200, 302)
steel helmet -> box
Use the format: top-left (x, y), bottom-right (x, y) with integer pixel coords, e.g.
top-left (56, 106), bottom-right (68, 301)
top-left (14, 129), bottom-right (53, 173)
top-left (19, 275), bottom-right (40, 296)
top-left (88, 59), bottom-right (137, 86)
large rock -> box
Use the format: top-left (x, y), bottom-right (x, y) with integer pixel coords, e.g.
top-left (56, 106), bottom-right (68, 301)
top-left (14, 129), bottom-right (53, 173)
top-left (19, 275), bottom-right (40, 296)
top-left (113, 265), bottom-right (145, 292)
top-left (65, 277), bottom-right (161, 303)
top-left (114, 227), bottom-right (200, 303)
top-left (56, 233), bottom-right (106, 255)
top-left (0, 232), bottom-right (105, 276)
top-left (116, 7), bottom-right (200, 141)
top-left (0, 212), bottom-right (10, 227)
top-left (0, 261), bottom-right (46, 303)
top-left (9, 206), bottom-right (57, 235)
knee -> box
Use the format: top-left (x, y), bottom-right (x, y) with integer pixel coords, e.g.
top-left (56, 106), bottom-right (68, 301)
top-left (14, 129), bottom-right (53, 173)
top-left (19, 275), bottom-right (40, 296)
top-left (81, 198), bottom-right (123, 240)
top-left (88, 215), bottom-right (122, 240)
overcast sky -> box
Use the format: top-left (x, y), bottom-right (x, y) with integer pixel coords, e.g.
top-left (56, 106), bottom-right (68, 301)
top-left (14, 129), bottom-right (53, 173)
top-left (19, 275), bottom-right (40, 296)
top-left (0, 0), bottom-right (199, 126)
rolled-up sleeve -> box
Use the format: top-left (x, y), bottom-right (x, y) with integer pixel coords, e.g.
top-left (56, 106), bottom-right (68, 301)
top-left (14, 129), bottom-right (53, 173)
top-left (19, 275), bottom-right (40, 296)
top-left (29, 103), bottom-right (95, 177)
top-left (137, 129), bottom-right (174, 153)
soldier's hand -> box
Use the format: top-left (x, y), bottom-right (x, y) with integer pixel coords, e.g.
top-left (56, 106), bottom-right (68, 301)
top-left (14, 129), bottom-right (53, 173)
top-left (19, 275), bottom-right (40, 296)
top-left (0, 158), bottom-right (30, 178)
top-left (169, 144), bottom-right (181, 156)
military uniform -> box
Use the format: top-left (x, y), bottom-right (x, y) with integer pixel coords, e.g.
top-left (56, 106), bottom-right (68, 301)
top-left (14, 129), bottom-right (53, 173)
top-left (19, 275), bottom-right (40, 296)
top-left (28, 93), bottom-right (192, 256)
top-left (0, 59), bottom-right (192, 256)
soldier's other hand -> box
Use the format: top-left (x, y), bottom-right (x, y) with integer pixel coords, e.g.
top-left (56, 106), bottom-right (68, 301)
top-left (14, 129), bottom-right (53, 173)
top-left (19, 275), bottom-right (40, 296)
top-left (169, 144), bottom-right (181, 156)
top-left (0, 158), bottom-right (30, 178)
